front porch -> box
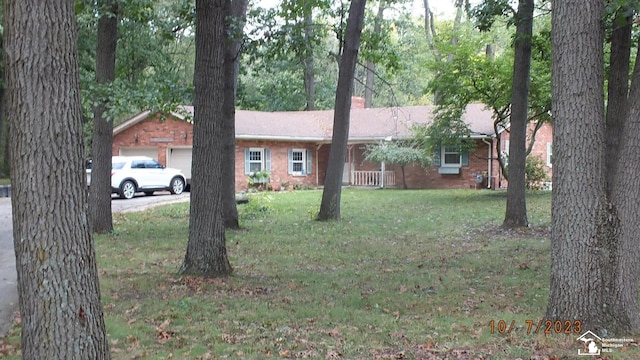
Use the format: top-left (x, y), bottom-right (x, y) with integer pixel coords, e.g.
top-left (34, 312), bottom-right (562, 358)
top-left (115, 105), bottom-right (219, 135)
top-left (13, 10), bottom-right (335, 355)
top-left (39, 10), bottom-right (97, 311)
top-left (351, 170), bottom-right (396, 187)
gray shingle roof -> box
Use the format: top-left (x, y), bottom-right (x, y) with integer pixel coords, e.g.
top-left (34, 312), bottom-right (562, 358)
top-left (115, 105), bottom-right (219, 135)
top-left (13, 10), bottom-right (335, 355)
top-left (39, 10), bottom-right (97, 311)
top-left (116, 104), bottom-right (496, 141)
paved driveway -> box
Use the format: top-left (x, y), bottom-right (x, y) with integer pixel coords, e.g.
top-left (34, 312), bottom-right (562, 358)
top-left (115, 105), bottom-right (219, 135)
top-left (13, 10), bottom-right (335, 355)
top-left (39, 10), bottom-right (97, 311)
top-left (0, 197), bottom-right (15, 337)
top-left (0, 192), bottom-right (190, 336)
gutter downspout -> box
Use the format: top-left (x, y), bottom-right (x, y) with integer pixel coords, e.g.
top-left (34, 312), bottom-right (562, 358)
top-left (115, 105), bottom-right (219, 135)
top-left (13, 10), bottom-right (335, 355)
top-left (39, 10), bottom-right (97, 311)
top-left (316, 144), bottom-right (322, 187)
top-left (482, 137), bottom-right (493, 189)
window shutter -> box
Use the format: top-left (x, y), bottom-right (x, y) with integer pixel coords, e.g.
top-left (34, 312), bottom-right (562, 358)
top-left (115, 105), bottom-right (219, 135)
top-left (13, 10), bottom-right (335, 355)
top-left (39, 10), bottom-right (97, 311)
top-left (287, 149), bottom-right (293, 174)
top-left (461, 152), bottom-right (469, 166)
top-left (244, 148), bottom-right (251, 174)
top-left (306, 149), bottom-right (312, 174)
top-left (432, 147), bottom-right (441, 166)
top-left (265, 148), bottom-right (271, 172)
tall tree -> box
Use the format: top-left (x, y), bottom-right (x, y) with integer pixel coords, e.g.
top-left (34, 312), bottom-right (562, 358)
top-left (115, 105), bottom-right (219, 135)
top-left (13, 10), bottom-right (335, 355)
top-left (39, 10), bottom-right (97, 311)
top-left (4, 0), bottom-right (110, 357)
top-left (503, 0), bottom-right (533, 228)
top-left (548, 0), bottom-right (640, 334)
top-left (89, 0), bottom-right (119, 234)
top-left (317, 0), bottom-right (367, 221)
top-left (601, 4), bottom-right (640, 334)
top-left (181, 0), bottom-right (232, 276)
top-left (604, 8), bottom-right (631, 195)
top-left (364, 0), bottom-right (385, 108)
top-left (546, 0), bottom-right (613, 333)
top-left (222, 0), bottom-right (249, 229)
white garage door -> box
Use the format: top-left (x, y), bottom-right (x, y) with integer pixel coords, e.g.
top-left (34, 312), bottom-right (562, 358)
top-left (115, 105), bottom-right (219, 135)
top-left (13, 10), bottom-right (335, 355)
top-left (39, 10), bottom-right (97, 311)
top-left (168, 147), bottom-right (192, 181)
top-left (119, 147), bottom-right (158, 160)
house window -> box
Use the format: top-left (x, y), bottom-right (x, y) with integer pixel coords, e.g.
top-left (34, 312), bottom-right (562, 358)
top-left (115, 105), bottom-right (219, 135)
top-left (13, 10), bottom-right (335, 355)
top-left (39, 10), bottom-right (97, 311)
top-left (435, 144), bottom-right (469, 174)
top-left (249, 149), bottom-right (264, 172)
top-left (547, 142), bottom-right (553, 167)
top-left (244, 148), bottom-right (271, 174)
top-left (442, 146), bottom-right (461, 167)
top-left (288, 149), bottom-right (312, 175)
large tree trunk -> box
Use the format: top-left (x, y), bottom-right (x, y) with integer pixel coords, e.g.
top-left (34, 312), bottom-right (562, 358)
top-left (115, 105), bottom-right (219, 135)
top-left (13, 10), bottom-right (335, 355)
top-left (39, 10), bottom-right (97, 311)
top-left (602, 20), bottom-right (640, 334)
top-left (89, 0), bottom-right (118, 234)
top-left (222, 0), bottom-right (248, 230)
top-left (604, 10), bottom-right (631, 195)
top-left (364, 1), bottom-right (385, 108)
top-left (4, 0), bottom-right (111, 358)
top-left (503, 0), bottom-right (533, 228)
top-left (606, 52), bottom-right (640, 333)
top-left (181, 0), bottom-right (232, 277)
top-left (546, 0), bottom-right (612, 332)
top-left (318, 0), bottom-right (366, 221)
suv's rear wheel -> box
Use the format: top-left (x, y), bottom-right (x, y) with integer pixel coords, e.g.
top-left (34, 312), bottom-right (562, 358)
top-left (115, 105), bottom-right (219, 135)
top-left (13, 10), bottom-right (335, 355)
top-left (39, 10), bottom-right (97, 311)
top-left (120, 180), bottom-right (136, 199)
top-left (170, 177), bottom-right (185, 195)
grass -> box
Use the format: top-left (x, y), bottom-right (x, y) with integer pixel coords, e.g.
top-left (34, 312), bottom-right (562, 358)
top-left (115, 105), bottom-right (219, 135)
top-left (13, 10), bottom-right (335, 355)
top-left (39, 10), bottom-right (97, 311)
top-left (1, 189), bottom-right (639, 359)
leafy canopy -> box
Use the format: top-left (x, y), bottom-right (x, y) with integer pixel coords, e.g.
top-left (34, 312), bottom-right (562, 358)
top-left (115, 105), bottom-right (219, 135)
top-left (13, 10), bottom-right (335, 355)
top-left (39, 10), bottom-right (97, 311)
top-left (364, 140), bottom-right (430, 167)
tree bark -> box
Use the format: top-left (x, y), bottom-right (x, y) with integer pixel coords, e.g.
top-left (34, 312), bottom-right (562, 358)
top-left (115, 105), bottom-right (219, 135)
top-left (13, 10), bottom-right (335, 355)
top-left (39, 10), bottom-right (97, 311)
top-left (4, 0), bottom-right (110, 358)
top-left (503, 0), bottom-right (533, 228)
top-left (318, 0), bottom-right (366, 221)
top-left (222, 0), bottom-right (248, 230)
top-left (89, 0), bottom-right (118, 234)
top-left (423, 0), bottom-right (433, 47)
top-left (601, 21), bottom-right (640, 334)
top-left (546, 0), bottom-right (612, 332)
top-left (604, 11), bottom-right (631, 196)
top-left (605, 49), bottom-right (640, 333)
top-left (181, 0), bottom-right (232, 277)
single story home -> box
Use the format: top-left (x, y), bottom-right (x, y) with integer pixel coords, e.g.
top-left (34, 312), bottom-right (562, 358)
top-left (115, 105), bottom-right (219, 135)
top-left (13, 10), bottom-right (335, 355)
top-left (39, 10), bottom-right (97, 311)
top-left (112, 99), bottom-right (553, 190)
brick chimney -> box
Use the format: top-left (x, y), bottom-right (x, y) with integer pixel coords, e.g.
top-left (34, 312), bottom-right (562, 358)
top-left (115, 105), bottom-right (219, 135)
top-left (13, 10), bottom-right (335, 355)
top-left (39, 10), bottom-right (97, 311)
top-left (351, 96), bottom-right (365, 109)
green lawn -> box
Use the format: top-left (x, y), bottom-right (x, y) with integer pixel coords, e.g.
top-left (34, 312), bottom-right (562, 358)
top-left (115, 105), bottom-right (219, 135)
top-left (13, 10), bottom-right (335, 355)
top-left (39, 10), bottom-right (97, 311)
top-left (2, 189), bottom-right (639, 359)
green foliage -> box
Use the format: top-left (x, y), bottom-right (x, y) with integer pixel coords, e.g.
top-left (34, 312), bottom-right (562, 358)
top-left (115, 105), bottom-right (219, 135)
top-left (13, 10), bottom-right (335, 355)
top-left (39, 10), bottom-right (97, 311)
top-left (421, 7), bottom-right (552, 159)
top-left (76, 0), bottom-right (194, 156)
top-left (470, 0), bottom-right (516, 32)
top-left (364, 141), bottom-right (430, 167)
top-left (425, 19), bottom-right (513, 108)
top-left (412, 108), bottom-right (479, 156)
top-left (247, 170), bottom-right (270, 186)
top-left (525, 156), bottom-right (549, 190)
top-left (240, 193), bottom-right (275, 220)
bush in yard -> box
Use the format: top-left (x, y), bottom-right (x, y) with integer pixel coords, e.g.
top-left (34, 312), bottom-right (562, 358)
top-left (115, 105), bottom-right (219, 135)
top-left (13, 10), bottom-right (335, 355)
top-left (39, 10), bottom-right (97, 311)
top-left (525, 156), bottom-right (549, 189)
top-left (240, 193), bottom-right (275, 219)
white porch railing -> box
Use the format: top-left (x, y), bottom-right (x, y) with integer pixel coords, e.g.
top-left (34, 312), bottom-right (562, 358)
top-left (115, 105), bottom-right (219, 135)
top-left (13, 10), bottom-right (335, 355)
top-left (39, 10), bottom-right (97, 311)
top-left (351, 171), bottom-right (396, 187)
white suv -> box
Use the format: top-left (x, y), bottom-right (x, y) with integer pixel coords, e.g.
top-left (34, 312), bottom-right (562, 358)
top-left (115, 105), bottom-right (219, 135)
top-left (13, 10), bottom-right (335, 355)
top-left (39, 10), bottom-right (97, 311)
top-left (108, 156), bottom-right (186, 199)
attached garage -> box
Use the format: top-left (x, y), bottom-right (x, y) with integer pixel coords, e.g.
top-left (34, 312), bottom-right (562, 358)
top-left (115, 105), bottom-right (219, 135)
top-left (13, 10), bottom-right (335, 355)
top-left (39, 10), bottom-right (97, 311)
top-left (168, 147), bottom-right (193, 183)
top-left (119, 146), bottom-right (158, 160)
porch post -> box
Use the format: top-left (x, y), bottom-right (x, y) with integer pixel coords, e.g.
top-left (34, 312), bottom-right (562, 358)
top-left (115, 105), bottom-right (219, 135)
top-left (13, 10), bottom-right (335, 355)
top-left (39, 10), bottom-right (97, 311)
top-left (381, 161), bottom-right (385, 188)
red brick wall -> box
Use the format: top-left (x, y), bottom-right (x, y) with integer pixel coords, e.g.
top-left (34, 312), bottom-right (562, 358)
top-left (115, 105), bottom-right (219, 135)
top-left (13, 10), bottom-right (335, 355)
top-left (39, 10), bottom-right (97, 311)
top-left (235, 140), bottom-right (318, 191)
top-left (498, 122), bottom-right (553, 187)
top-left (113, 114), bottom-right (193, 166)
top-left (334, 140), bottom-right (497, 189)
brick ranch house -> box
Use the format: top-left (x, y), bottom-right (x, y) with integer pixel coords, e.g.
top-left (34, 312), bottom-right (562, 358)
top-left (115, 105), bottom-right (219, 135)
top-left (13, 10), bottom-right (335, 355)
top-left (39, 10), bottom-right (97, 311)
top-left (112, 101), bottom-right (553, 191)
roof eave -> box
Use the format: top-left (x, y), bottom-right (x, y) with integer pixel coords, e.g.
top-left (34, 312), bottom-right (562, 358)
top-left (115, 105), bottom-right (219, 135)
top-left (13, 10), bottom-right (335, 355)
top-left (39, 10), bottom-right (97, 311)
top-left (113, 110), bottom-right (152, 136)
top-left (235, 135), bottom-right (327, 142)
